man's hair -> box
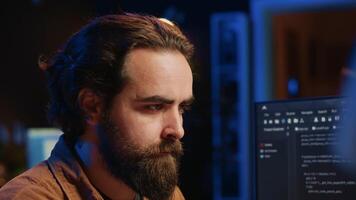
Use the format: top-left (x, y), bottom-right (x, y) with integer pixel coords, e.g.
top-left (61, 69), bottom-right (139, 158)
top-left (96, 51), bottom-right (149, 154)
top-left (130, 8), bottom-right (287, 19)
top-left (44, 13), bottom-right (194, 140)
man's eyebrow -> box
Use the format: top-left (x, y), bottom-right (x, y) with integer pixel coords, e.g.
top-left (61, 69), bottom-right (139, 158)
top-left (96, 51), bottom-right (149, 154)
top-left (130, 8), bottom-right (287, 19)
top-left (135, 95), bottom-right (175, 104)
top-left (182, 96), bottom-right (195, 105)
top-left (135, 95), bottom-right (195, 105)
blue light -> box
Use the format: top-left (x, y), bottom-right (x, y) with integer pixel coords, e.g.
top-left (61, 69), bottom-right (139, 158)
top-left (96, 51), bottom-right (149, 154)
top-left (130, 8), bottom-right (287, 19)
top-left (32, 0), bottom-right (42, 6)
top-left (288, 78), bottom-right (299, 96)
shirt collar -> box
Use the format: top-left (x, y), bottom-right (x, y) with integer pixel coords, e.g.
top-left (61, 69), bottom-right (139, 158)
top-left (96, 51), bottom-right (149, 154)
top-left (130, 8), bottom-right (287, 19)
top-left (47, 135), bottom-right (104, 200)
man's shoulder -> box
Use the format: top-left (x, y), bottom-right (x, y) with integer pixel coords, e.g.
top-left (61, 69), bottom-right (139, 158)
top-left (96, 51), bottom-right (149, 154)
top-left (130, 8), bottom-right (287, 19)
top-left (0, 161), bottom-right (64, 199)
top-left (2, 161), bottom-right (53, 186)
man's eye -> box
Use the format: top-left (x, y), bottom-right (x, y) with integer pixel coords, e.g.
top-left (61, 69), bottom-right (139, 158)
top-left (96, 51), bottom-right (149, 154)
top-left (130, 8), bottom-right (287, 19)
top-left (179, 104), bottom-right (192, 114)
top-left (145, 104), bottom-right (163, 111)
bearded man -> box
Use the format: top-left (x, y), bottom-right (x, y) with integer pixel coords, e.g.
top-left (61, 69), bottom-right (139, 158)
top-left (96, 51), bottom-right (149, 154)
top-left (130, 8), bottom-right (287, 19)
top-left (0, 13), bottom-right (194, 200)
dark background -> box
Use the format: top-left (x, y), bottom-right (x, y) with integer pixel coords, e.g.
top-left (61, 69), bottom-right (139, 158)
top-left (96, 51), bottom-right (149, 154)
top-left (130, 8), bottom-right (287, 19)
top-left (1, 1), bottom-right (356, 199)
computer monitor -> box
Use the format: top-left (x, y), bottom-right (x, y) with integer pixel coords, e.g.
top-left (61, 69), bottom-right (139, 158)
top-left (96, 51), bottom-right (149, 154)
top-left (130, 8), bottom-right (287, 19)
top-left (255, 97), bottom-right (356, 200)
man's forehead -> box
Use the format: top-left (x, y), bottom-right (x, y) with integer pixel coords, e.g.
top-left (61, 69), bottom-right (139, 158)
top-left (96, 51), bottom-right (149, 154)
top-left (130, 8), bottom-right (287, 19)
top-left (122, 49), bottom-right (192, 79)
top-left (120, 48), bottom-right (193, 103)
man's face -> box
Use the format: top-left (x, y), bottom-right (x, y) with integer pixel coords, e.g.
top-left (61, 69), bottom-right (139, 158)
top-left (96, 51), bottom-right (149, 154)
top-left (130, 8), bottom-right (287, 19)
top-left (98, 48), bottom-right (194, 200)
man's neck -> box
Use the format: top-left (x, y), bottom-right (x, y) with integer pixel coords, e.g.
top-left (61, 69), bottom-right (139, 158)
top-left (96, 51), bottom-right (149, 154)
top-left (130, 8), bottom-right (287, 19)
top-left (75, 134), bottom-right (137, 200)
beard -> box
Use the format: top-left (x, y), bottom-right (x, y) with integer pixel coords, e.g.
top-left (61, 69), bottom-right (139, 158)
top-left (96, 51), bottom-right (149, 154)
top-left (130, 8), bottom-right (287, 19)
top-left (96, 112), bottom-right (183, 200)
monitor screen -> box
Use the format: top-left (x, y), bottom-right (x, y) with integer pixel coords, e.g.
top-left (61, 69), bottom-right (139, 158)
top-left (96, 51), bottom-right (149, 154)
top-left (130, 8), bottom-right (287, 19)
top-left (255, 97), bottom-right (356, 200)
top-left (26, 128), bottom-right (62, 168)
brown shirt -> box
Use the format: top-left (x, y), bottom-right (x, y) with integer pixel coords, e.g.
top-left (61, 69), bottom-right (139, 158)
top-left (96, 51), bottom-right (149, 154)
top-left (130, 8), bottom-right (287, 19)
top-left (0, 136), bottom-right (185, 200)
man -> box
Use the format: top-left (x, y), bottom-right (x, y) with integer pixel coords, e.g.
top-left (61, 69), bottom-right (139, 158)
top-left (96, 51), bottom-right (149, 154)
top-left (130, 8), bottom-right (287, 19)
top-left (0, 13), bottom-right (194, 200)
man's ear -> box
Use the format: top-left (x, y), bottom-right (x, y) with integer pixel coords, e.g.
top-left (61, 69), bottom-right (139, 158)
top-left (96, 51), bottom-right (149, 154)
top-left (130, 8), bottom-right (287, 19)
top-left (78, 88), bottom-right (103, 125)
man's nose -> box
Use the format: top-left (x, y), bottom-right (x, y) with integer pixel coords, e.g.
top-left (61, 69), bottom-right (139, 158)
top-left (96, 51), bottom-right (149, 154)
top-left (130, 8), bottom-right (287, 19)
top-left (161, 108), bottom-right (184, 140)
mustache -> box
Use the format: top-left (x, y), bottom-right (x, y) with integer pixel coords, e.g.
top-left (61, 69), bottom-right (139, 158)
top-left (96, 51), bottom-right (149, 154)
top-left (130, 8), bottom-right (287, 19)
top-left (144, 139), bottom-right (184, 159)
